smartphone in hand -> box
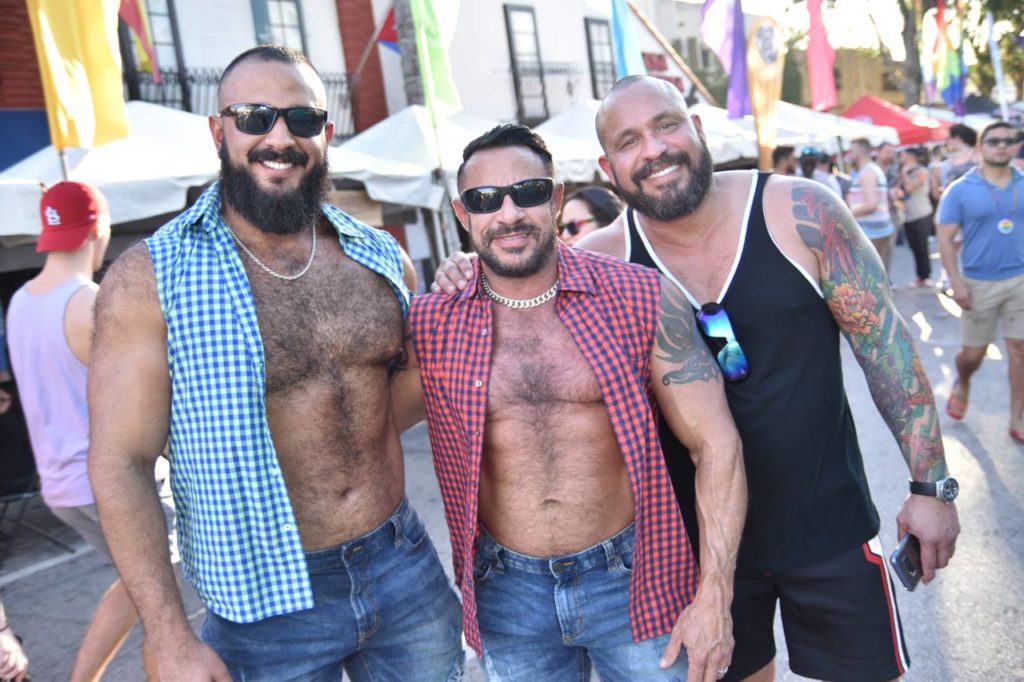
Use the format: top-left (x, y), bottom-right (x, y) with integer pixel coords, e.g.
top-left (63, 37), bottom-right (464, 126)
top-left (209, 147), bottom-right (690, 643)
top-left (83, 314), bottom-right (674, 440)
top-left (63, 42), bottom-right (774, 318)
top-left (889, 534), bottom-right (922, 591)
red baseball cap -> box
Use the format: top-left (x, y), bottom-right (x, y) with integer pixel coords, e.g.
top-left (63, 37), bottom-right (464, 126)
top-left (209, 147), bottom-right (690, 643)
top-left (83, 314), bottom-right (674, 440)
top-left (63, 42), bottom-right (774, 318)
top-left (36, 181), bottom-right (110, 253)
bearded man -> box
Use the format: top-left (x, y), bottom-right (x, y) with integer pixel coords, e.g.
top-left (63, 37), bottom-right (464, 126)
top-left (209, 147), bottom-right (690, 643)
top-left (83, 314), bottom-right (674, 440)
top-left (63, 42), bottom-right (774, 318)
top-left (88, 46), bottom-right (464, 681)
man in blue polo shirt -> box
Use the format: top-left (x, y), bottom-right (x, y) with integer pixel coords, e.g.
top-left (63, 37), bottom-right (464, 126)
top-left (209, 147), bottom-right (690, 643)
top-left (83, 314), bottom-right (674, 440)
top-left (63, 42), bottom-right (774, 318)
top-left (937, 121), bottom-right (1024, 441)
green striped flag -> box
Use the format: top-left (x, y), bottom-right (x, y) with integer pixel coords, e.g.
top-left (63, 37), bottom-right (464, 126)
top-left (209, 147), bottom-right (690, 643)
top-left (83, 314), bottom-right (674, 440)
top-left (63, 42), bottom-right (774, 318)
top-left (410, 0), bottom-right (462, 123)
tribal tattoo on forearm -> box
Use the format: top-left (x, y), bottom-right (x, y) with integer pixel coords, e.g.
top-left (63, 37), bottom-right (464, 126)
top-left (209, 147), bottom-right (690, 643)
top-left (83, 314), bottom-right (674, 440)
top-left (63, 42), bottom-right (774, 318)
top-left (791, 185), bottom-right (946, 481)
top-left (655, 280), bottom-right (722, 386)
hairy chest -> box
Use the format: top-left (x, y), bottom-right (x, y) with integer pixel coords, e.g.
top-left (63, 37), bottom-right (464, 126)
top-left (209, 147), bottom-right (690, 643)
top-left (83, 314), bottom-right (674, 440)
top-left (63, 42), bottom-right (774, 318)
top-left (487, 308), bottom-right (603, 412)
top-left (246, 253), bottom-right (403, 393)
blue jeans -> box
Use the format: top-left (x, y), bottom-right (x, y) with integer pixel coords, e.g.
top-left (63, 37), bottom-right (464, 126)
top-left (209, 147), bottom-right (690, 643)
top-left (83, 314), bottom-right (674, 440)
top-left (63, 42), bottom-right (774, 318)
top-left (472, 524), bottom-right (688, 682)
top-left (201, 497), bottom-right (464, 681)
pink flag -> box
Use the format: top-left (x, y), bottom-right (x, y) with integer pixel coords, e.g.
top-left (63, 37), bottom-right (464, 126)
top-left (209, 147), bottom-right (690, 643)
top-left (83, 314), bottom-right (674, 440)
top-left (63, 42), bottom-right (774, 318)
top-left (806, 0), bottom-right (836, 111)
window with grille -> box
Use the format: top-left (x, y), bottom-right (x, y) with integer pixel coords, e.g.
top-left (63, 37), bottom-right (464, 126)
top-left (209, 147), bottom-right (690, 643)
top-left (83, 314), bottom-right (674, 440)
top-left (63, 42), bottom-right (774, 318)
top-left (265, 0), bottom-right (307, 52)
top-left (504, 5), bottom-right (549, 126)
top-left (585, 18), bottom-right (615, 99)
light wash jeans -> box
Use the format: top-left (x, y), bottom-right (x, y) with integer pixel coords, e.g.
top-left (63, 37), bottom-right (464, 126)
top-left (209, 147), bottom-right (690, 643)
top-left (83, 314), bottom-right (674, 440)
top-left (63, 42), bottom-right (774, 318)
top-left (472, 523), bottom-right (688, 681)
top-left (201, 497), bottom-right (464, 681)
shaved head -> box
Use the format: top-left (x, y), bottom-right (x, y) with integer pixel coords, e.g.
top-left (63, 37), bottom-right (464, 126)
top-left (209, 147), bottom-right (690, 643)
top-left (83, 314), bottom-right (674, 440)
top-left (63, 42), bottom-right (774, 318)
top-left (217, 45), bottom-right (326, 109)
top-left (596, 76), bottom-right (689, 153)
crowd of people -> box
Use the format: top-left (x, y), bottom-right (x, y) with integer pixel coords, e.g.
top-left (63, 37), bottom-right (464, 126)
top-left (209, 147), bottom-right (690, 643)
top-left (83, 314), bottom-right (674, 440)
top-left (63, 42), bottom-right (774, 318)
top-left (4, 42), bottom-right (1024, 681)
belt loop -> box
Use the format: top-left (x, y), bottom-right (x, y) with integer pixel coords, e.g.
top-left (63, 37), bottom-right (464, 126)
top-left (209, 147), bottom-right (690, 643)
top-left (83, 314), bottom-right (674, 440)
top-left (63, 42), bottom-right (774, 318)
top-left (390, 510), bottom-right (404, 548)
top-left (602, 538), bottom-right (618, 572)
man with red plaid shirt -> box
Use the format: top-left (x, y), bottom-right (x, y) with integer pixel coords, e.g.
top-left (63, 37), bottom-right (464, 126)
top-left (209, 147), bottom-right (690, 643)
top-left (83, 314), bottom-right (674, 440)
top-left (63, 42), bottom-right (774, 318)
top-left (392, 124), bottom-right (746, 682)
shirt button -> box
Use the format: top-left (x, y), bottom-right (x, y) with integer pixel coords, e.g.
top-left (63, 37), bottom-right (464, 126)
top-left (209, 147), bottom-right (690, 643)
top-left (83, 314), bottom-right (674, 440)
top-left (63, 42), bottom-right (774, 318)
top-left (480, 328), bottom-right (488, 335)
top-left (282, 523), bottom-right (294, 532)
top-left (474, 380), bottom-right (483, 388)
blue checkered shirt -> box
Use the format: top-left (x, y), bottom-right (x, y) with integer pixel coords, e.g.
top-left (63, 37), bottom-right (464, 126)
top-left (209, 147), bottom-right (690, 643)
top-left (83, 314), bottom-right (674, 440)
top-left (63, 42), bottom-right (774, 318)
top-left (145, 182), bottom-right (409, 623)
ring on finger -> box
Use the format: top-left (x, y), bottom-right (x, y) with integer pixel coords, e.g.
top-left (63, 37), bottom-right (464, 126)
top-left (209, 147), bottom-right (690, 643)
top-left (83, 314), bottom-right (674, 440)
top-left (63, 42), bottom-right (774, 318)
top-left (718, 667), bottom-right (729, 678)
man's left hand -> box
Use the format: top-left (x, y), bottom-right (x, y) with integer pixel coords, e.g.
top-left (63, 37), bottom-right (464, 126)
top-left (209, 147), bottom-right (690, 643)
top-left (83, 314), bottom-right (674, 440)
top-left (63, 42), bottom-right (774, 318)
top-left (896, 494), bottom-right (960, 583)
top-left (661, 587), bottom-right (733, 682)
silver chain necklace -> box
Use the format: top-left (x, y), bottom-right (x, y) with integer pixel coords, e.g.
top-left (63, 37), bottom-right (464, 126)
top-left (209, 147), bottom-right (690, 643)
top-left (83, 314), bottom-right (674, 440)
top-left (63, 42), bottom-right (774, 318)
top-left (480, 272), bottom-right (559, 310)
top-left (230, 222), bottom-right (317, 282)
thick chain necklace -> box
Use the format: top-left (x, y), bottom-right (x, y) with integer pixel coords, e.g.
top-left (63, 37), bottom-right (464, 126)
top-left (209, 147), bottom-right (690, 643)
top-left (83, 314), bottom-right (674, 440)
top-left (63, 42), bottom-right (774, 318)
top-left (480, 272), bottom-right (559, 310)
top-left (230, 221), bottom-right (317, 281)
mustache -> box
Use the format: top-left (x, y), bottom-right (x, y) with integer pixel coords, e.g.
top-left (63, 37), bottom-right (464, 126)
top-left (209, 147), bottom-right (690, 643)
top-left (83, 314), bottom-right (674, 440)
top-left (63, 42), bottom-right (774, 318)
top-left (632, 152), bottom-right (692, 184)
top-left (248, 147), bottom-right (310, 166)
top-left (484, 222), bottom-right (536, 246)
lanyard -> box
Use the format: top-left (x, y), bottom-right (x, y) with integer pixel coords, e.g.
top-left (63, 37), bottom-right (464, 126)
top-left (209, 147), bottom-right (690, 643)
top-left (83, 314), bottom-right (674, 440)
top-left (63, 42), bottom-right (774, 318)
top-left (981, 172), bottom-right (1018, 235)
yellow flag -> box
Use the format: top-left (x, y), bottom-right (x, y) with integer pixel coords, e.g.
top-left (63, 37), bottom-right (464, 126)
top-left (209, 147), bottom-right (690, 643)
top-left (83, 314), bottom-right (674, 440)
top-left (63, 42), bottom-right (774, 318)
top-left (27, 0), bottom-right (129, 150)
top-left (746, 17), bottom-right (786, 171)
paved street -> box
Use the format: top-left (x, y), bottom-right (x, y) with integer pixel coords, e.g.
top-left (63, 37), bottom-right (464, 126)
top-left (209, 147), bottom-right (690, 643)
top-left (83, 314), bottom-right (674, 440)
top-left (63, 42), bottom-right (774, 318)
top-left (3, 240), bottom-right (1023, 681)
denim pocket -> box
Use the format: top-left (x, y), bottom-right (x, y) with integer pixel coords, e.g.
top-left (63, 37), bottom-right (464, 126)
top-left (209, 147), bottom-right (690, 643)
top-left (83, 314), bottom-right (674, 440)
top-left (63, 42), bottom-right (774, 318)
top-left (401, 513), bottom-right (429, 550)
top-left (472, 551), bottom-right (498, 585)
top-left (611, 546), bottom-right (634, 576)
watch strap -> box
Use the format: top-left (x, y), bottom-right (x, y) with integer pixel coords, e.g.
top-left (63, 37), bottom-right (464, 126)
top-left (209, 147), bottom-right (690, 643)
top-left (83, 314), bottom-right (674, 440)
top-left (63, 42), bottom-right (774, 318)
top-left (909, 480), bottom-right (937, 497)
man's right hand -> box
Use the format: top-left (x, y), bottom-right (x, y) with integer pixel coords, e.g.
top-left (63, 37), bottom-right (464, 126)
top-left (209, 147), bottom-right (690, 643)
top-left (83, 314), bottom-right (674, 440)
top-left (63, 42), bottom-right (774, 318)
top-left (949, 278), bottom-right (971, 310)
top-left (430, 252), bottom-right (476, 294)
top-left (158, 636), bottom-right (232, 681)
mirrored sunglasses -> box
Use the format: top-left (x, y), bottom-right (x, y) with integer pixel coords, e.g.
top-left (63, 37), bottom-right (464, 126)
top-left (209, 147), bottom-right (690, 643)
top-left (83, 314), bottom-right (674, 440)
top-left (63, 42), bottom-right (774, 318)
top-left (695, 302), bottom-right (749, 382)
top-left (220, 104), bottom-right (328, 138)
top-left (560, 217), bottom-right (597, 236)
top-left (461, 178), bottom-right (554, 214)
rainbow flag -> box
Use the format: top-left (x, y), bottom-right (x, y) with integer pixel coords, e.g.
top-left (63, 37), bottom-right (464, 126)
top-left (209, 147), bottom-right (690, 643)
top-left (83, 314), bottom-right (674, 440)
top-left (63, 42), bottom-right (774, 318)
top-left (927, 2), bottom-right (966, 114)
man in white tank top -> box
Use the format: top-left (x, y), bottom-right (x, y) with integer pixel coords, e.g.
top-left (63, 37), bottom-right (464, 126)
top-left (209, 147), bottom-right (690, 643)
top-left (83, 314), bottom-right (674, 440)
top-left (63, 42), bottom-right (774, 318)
top-left (6, 182), bottom-right (165, 680)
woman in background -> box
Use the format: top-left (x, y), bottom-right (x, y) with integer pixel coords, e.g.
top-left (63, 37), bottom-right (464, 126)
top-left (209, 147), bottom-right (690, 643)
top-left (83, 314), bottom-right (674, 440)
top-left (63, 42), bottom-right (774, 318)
top-left (559, 185), bottom-right (624, 246)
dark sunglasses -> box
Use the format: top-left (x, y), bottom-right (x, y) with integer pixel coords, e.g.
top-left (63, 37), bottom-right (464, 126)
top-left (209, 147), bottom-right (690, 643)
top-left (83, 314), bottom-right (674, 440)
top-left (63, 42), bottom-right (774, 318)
top-left (219, 103), bottom-right (328, 138)
top-left (982, 136), bottom-right (1020, 147)
top-left (560, 217), bottom-right (597, 236)
top-left (695, 302), bottom-right (749, 382)
top-left (460, 178), bottom-right (554, 214)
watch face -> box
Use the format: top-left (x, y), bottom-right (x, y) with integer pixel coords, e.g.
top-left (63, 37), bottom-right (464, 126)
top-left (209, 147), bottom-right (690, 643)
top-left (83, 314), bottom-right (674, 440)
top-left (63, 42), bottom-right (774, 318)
top-left (939, 478), bottom-right (959, 502)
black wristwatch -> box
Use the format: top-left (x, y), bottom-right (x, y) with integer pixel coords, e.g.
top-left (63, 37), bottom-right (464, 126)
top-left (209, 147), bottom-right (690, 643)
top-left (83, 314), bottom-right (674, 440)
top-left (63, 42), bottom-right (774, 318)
top-left (909, 477), bottom-right (959, 503)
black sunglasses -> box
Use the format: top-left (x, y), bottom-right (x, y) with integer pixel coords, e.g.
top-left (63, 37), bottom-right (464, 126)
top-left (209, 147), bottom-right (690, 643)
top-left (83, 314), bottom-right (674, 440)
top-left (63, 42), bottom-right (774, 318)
top-left (460, 178), bottom-right (554, 214)
top-left (560, 217), bottom-right (597, 236)
top-left (982, 136), bottom-right (1019, 147)
top-left (219, 104), bottom-right (328, 138)
top-left (695, 302), bottom-right (749, 382)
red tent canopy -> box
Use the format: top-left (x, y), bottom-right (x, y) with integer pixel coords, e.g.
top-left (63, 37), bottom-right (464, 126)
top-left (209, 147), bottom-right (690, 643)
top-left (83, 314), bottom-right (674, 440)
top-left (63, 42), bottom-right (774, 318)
top-left (842, 94), bottom-right (951, 145)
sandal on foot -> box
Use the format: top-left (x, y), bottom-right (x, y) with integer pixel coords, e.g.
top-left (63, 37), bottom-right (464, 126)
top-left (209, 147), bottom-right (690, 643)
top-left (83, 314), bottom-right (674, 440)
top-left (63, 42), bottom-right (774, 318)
top-left (1011, 429), bottom-right (1024, 445)
top-left (946, 381), bottom-right (967, 420)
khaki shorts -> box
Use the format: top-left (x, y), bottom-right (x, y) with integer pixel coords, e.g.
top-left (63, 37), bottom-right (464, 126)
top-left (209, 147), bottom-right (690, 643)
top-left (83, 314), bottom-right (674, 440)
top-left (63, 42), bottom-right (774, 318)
top-left (963, 272), bottom-right (1024, 346)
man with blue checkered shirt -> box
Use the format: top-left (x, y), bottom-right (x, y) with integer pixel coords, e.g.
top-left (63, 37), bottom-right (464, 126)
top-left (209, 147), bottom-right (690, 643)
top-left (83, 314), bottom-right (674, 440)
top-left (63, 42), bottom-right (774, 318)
top-left (88, 46), bottom-right (463, 681)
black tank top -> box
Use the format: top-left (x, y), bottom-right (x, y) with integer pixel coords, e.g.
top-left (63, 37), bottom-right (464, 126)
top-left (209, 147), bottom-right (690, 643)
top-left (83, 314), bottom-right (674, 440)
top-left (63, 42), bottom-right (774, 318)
top-left (628, 171), bottom-right (879, 572)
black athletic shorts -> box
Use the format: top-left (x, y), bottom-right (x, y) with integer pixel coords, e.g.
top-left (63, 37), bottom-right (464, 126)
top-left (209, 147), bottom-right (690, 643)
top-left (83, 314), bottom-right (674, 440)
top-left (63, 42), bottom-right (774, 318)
top-left (723, 538), bottom-right (910, 682)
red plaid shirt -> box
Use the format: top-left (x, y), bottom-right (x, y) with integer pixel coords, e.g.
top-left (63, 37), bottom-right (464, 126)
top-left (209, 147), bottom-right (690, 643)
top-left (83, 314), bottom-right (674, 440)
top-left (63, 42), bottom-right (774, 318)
top-left (409, 242), bottom-right (699, 655)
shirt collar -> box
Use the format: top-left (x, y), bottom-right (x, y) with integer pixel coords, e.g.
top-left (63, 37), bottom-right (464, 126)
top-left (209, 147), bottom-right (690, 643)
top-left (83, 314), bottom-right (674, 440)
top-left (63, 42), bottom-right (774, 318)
top-left (456, 238), bottom-right (599, 304)
top-left (185, 181), bottom-right (366, 240)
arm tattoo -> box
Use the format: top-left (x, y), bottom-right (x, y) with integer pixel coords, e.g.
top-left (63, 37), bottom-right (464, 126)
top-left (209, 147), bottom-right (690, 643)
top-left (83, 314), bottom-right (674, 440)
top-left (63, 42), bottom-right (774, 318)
top-left (791, 185), bottom-right (946, 480)
top-left (655, 281), bottom-right (721, 386)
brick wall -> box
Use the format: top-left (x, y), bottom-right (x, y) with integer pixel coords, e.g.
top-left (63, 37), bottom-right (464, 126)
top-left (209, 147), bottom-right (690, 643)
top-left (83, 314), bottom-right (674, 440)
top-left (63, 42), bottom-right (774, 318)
top-left (0, 0), bottom-right (44, 109)
top-left (336, 0), bottom-right (389, 132)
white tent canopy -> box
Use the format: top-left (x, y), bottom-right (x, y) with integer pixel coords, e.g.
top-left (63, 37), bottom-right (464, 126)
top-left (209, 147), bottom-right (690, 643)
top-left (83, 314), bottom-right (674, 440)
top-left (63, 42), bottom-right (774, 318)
top-left (330, 105), bottom-right (496, 209)
top-left (0, 101), bottom-right (219, 235)
top-left (537, 98), bottom-right (762, 167)
top-left (775, 102), bottom-right (900, 151)
top-left (331, 105), bottom-right (605, 209)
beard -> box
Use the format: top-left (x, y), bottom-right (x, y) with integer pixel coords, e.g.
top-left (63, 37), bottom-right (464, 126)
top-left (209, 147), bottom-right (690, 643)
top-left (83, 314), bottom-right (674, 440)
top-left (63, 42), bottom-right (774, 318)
top-left (614, 143), bottom-right (714, 222)
top-left (471, 220), bottom-right (557, 278)
top-left (219, 144), bottom-right (329, 235)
